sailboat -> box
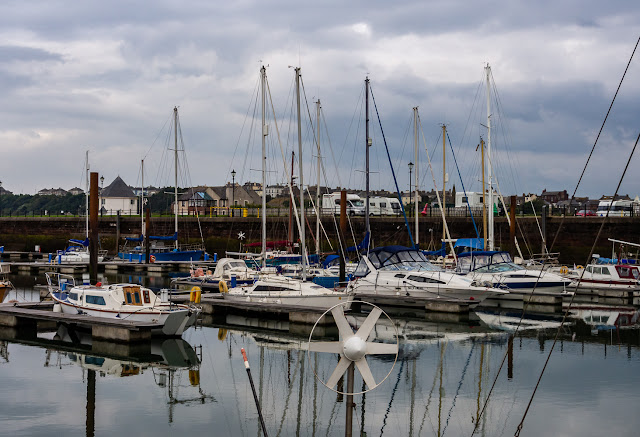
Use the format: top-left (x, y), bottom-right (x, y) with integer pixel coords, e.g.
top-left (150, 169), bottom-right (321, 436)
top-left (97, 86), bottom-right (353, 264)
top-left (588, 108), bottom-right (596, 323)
top-left (118, 108), bottom-right (205, 262)
top-left (223, 66), bottom-right (353, 310)
top-left (450, 65), bottom-right (571, 297)
top-left (56, 151), bottom-right (106, 263)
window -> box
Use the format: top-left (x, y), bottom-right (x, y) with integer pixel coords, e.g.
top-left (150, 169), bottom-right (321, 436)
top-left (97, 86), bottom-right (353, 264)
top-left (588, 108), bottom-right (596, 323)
top-left (126, 292), bottom-right (132, 304)
top-left (130, 199), bottom-right (135, 205)
top-left (462, 196), bottom-right (468, 203)
top-left (394, 274), bottom-right (406, 278)
top-left (134, 293), bottom-right (141, 304)
top-left (86, 295), bottom-right (106, 305)
top-left (68, 292), bottom-right (78, 301)
top-left (101, 199), bottom-right (105, 205)
top-left (380, 203), bottom-right (386, 207)
top-left (143, 290), bottom-right (150, 303)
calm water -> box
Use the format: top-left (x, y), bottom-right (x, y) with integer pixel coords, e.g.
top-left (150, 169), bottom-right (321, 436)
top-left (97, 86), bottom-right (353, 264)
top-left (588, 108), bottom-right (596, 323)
top-left (1, 272), bottom-right (639, 436)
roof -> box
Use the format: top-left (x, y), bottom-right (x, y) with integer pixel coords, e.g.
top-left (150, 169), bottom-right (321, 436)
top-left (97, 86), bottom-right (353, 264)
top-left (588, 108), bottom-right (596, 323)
top-left (100, 176), bottom-right (135, 198)
top-left (178, 186), bottom-right (213, 201)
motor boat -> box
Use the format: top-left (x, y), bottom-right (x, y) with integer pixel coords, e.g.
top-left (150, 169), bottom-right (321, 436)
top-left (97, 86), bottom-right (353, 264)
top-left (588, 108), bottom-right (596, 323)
top-left (47, 273), bottom-right (200, 336)
top-left (172, 258), bottom-right (258, 291)
top-left (455, 251), bottom-right (571, 295)
top-left (346, 246), bottom-right (506, 305)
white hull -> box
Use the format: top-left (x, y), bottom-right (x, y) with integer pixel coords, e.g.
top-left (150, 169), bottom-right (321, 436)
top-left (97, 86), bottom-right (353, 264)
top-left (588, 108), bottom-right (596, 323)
top-left (348, 282), bottom-right (502, 304)
top-left (224, 292), bottom-right (353, 310)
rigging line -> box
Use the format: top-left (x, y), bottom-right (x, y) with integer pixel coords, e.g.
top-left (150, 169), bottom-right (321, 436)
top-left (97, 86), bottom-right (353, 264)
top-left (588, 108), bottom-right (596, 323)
top-left (491, 72), bottom-right (520, 195)
top-left (143, 110), bottom-right (173, 160)
top-left (457, 75), bottom-right (485, 170)
top-left (369, 83), bottom-right (416, 248)
top-left (446, 131), bottom-right (480, 239)
top-left (549, 34), bottom-right (640, 252)
top-left (513, 130), bottom-right (640, 437)
top-left (442, 343), bottom-right (476, 436)
top-left (305, 186), bottom-right (334, 251)
top-left (379, 358), bottom-right (406, 437)
top-left (515, 217), bottom-right (534, 258)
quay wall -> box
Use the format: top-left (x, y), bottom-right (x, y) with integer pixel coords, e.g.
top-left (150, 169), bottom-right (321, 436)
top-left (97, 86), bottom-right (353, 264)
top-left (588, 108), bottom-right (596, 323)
top-left (0, 216), bottom-right (638, 264)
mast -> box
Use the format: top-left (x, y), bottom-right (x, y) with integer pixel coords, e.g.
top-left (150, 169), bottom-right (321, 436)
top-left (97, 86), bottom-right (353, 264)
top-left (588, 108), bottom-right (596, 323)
top-left (295, 67), bottom-right (307, 280)
top-left (442, 124), bottom-right (446, 240)
top-left (486, 64), bottom-right (494, 251)
top-left (141, 159), bottom-right (145, 237)
top-left (480, 138), bottom-right (487, 250)
top-left (173, 107), bottom-right (179, 250)
top-left (316, 99), bottom-right (321, 257)
top-left (85, 150), bottom-right (89, 239)
top-left (365, 77), bottom-right (371, 236)
top-left (288, 151), bottom-right (295, 252)
top-left (261, 66), bottom-right (267, 269)
top-left (413, 107), bottom-right (419, 245)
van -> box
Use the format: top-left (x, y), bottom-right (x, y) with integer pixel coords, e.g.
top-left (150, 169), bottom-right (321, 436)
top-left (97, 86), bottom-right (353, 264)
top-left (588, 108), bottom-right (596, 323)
top-left (321, 193), bottom-right (366, 216)
top-left (596, 200), bottom-right (635, 217)
top-left (368, 197), bottom-right (402, 216)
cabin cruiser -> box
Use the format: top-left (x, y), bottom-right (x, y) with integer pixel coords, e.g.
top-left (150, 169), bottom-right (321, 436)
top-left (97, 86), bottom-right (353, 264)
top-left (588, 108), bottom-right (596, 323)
top-left (345, 246), bottom-right (505, 304)
top-left (222, 274), bottom-right (353, 309)
top-left (47, 273), bottom-right (200, 336)
top-left (565, 260), bottom-right (640, 294)
top-left (455, 251), bottom-right (571, 295)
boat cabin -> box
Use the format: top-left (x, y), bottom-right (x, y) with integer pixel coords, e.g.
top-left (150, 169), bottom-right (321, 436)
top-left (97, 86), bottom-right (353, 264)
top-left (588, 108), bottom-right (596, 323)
top-left (456, 251), bottom-right (516, 273)
top-left (353, 246), bottom-right (440, 277)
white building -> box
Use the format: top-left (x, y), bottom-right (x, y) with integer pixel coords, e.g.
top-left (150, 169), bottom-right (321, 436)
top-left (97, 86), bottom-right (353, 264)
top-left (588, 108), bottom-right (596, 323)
top-left (99, 176), bottom-right (138, 215)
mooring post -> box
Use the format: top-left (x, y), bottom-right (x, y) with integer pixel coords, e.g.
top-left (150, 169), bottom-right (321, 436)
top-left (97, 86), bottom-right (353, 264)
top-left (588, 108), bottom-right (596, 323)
top-left (89, 172), bottom-right (99, 284)
top-left (345, 362), bottom-right (354, 437)
top-left (115, 210), bottom-right (121, 255)
top-left (510, 195), bottom-right (516, 253)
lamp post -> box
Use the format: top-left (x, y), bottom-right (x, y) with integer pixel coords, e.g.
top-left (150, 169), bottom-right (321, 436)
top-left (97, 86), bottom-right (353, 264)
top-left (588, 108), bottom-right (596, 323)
top-left (231, 169), bottom-right (236, 217)
top-left (408, 162), bottom-right (414, 216)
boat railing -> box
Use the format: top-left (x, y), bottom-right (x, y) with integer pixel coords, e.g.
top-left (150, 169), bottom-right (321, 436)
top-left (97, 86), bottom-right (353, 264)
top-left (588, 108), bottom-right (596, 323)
top-left (45, 272), bottom-right (77, 293)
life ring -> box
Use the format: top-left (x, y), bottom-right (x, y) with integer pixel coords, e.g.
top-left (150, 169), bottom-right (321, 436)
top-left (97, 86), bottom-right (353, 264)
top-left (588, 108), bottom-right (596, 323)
top-left (559, 266), bottom-right (569, 274)
top-left (150, 255), bottom-right (156, 263)
top-left (219, 280), bottom-right (228, 293)
top-left (576, 265), bottom-right (584, 270)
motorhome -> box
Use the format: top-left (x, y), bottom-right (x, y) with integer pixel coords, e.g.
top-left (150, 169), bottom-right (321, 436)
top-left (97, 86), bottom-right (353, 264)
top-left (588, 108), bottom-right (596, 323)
top-left (596, 200), bottom-right (636, 217)
top-left (368, 197), bottom-right (402, 216)
top-left (321, 193), bottom-right (365, 216)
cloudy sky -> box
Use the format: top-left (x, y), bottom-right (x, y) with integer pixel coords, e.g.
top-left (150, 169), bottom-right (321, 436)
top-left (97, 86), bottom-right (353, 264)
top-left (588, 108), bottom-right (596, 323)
top-left (1, 0), bottom-right (639, 199)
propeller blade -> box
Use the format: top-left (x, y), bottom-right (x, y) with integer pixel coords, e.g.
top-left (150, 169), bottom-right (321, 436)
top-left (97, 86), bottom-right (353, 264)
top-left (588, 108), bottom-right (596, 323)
top-left (355, 307), bottom-right (383, 341)
top-left (326, 356), bottom-right (351, 389)
top-left (365, 342), bottom-right (398, 355)
top-left (355, 357), bottom-right (376, 389)
top-left (331, 306), bottom-right (354, 340)
top-left (307, 341), bottom-right (343, 353)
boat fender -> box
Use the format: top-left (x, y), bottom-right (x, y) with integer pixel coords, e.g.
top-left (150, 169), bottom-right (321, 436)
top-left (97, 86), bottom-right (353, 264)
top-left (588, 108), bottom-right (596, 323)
top-left (560, 266), bottom-right (569, 274)
top-left (53, 303), bottom-right (62, 313)
top-left (150, 255), bottom-right (156, 263)
top-left (219, 280), bottom-right (228, 293)
top-left (190, 286), bottom-right (202, 303)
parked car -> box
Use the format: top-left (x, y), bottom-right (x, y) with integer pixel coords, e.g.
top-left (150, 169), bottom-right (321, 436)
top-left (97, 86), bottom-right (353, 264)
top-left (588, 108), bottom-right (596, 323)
top-left (576, 209), bottom-right (596, 217)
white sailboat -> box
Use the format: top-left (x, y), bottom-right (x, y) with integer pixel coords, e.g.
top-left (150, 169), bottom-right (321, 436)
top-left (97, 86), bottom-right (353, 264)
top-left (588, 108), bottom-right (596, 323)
top-left (223, 66), bottom-right (353, 310)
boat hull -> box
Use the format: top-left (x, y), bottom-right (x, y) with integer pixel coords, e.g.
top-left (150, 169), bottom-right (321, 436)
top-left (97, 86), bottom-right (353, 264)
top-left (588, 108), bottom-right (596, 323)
top-left (118, 250), bottom-right (203, 262)
top-left (51, 293), bottom-right (197, 336)
top-left (223, 292), bottom-right (353, 310)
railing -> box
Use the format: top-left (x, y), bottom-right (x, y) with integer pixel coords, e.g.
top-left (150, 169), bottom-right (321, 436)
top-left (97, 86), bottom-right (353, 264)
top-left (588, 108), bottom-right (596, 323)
top-left (0, 205), bottom-right (638, 218)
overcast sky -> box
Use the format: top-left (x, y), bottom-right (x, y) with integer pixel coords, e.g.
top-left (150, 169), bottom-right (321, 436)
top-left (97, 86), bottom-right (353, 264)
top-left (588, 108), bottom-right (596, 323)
top-left (1, 0), bottom-right (639, 199)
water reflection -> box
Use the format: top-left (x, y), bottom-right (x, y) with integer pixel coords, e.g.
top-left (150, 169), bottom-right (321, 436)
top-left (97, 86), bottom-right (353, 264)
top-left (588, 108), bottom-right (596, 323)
top-left (1, 273), bottom-right (640, 436)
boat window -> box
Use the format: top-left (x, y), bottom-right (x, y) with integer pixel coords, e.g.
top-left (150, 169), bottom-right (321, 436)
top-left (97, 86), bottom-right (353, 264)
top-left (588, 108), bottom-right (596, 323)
top-left (394, 274), bottom-right (406, 278)
top-left (84, 356), bottom-right (105, 366)
top-left (600, 268), bottom-right (611, 276)
top-left (254, 285), bottom-right (289, 292)
top-left (586, 266), bottom-right (593, 273)
top-left (353, 259), bottom-right (370, 277)
top-left (633, 269), bottom-right (639, 279)
top-left (126, 292), bottom-right (133, 304)
top-left (86, 295), bottom-right (106, 305)
top-left (134, 292), bottom-right (141, 304)
top-left (68, 292), bottom-right (78, 301)
top-left (143, 290), bottom-right (150, 303)
top-left (408, 275), bottom-right (427, 282)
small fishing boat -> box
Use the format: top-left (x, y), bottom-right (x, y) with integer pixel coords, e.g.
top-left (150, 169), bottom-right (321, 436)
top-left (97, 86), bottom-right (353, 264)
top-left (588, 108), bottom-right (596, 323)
top-left (567, 262), bottom-right (640, 294)
top-left (56, 238), bottom-right (106, 263)
top-left (47, 273), bottom-right (200, 336)
top-left (222, 274), bottom-right (353, 309)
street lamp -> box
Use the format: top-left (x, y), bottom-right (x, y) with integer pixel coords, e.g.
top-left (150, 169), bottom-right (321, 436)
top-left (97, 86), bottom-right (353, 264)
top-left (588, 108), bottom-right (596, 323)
top-left (231, 169), bottom-right (236, 217)
top-left (408, 162), bottom-right (414, 216)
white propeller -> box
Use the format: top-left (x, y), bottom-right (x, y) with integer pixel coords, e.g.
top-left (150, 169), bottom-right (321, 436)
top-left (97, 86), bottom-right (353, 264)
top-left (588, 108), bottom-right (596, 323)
top-left (307, 302), bottom-right (399, 395)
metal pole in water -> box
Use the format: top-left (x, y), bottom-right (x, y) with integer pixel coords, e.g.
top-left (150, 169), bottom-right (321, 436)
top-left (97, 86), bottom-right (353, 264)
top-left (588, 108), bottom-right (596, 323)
top-left (241, 348), bottom-right (269, 437)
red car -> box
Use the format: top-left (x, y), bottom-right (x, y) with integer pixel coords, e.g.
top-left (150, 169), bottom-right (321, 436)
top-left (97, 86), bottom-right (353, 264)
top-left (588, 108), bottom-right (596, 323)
top-left (576, 209), bottom-right (596, 216)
